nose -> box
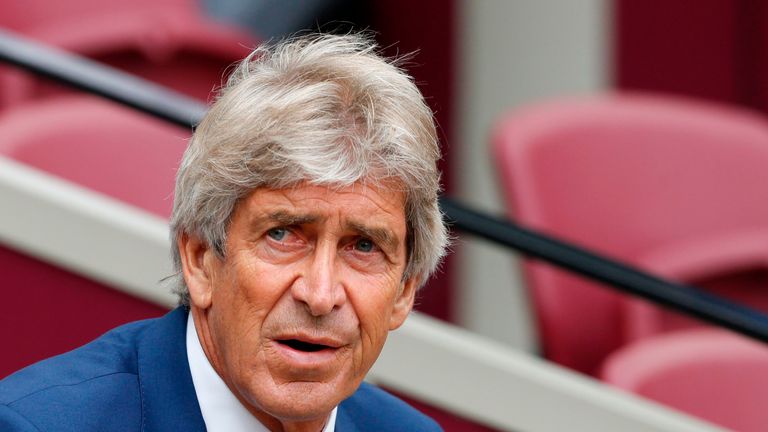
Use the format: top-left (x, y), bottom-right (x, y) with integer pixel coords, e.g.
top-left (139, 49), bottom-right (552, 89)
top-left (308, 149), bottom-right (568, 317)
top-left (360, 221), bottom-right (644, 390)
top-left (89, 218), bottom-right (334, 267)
top-left (292, 242), bottom-right (346, 316)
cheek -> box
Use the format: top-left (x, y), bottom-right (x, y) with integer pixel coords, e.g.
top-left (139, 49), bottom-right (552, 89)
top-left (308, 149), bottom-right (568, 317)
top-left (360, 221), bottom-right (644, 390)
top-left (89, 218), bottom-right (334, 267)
top-left (347, 276), bottom-right (400, 350)
top-left (229, 253), bottom-right (297, 308)
top-left (208, 257), bottom-right (290, 364)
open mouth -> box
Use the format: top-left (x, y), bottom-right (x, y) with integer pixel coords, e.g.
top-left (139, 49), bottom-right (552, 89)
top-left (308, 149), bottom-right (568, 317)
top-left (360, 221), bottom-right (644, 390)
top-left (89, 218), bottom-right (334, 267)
top-left (278, 339), bottom-right (331, 353)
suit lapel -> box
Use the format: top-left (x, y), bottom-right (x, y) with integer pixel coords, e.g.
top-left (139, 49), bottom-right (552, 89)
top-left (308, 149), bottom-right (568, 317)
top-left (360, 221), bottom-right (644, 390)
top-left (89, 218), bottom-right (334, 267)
top-left (137, 307), bottom-right (206, 431)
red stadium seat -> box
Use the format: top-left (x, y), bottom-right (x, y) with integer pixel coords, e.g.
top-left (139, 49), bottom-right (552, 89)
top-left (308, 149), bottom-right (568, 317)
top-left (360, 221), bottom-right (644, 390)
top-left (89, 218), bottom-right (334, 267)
top-left (0, 95), bottom-right (189, 217)
top-left (0, 0), bottom-right (255, 106)
top-left (624, 228), bottom-right (768, 341)
top-left (0, 94), bottom-right (188, 376)
top-left (492, 93), bottom-right (768, 374)
top-left (601, 329), bottom-right (768, 432)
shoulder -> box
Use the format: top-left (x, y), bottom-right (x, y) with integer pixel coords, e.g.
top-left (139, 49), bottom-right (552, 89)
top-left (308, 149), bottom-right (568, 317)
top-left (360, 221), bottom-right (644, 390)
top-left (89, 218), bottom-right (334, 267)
top-left (0, 313), bottom-right (168, 431)
top-left (0, 317), bottom-right (154, 404)
top-left (338, 382), bottom-right (442, 431)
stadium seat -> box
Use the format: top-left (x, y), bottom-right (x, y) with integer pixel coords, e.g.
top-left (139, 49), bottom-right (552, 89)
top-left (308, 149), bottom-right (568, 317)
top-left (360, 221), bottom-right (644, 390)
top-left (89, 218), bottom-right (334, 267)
top-left (0, 91), bottom-right (188, 377)
top-left (0, 95), bottom-right (190, 217)
top-left (491, 93), bottom-right (768, 374)
top-left (624, 228), bottom-right (768, 341)
top-left (0, 0), bottom-right (255, 106)
top-left (601, 328), bottom-right (768, 432)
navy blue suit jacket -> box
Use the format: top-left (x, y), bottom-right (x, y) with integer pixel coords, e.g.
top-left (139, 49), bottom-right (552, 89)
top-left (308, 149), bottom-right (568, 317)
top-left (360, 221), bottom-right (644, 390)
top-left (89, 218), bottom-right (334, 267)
top-left (0, 308), bottom-right (441, 431)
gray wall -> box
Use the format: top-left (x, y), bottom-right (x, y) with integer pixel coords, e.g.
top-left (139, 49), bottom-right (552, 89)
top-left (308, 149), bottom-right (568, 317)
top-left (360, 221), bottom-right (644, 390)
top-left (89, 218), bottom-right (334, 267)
top-left (454, 0), bottom-right (611, 351)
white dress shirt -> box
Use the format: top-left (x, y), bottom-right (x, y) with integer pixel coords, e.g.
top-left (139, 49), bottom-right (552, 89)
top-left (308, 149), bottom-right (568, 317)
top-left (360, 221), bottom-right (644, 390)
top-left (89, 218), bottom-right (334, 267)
top-left (186, 313), bottom-right (337, 432)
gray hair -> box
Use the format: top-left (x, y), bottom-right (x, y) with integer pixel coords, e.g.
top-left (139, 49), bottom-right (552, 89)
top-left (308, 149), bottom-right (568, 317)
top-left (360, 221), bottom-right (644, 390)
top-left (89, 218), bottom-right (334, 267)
top-left (169, 33), bottom-right (448, 305)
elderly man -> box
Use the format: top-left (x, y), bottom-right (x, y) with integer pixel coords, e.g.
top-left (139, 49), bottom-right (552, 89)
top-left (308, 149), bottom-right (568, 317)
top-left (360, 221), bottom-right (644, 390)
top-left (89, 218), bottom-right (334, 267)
top-left (0, 33), bottom-right (448, 431)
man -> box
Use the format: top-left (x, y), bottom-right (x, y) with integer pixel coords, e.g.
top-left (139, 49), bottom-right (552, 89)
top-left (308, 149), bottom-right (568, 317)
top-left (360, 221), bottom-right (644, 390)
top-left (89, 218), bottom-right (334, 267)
top-left (0, 33), bottom-right (448, 431)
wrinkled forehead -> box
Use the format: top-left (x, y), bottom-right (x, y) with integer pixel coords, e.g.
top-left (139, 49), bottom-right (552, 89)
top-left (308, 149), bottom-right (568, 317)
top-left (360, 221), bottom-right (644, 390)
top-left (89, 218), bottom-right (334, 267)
top-left (240, 180), bottom-right (406, 218)
top-left (253, 174), bottom-right (409, 206)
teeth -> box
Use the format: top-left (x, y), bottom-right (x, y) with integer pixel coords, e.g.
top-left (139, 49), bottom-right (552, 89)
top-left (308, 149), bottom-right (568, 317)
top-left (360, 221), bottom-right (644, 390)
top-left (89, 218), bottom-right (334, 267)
top-left (281, 339), bottom-right (328, 352)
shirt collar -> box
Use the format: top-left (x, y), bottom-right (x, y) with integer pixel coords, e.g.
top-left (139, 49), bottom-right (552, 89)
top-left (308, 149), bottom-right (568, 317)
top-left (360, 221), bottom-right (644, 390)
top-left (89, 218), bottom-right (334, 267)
top-left (186, 313), bottom-right (337, 432)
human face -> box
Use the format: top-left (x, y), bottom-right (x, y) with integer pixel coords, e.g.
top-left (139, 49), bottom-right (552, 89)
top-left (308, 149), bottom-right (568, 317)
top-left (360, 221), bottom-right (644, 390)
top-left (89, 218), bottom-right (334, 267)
top-left (180, 182), bottom-right (417, 431)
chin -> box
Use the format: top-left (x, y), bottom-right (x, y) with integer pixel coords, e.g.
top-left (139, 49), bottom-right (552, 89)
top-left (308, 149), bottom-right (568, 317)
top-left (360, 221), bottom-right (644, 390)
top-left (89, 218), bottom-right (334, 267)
top-left (249, 379), bottom-right (356, 422)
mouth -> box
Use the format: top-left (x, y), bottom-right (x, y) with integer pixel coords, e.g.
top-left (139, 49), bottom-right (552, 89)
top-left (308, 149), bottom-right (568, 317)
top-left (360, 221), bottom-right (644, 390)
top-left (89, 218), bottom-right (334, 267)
top-left (277, 339), bottom-right (333, 353)
top-left (270, 335), bottom-right (347, 372)
top-left (272, 332), bottom-right (348, 370)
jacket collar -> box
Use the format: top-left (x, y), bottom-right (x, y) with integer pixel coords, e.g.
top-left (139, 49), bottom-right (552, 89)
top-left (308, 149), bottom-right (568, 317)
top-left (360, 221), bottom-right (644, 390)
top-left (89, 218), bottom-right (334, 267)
top-left (137, 307), bottom-right (206, 431)
top-left (334, 407), bottom-right (359, 432)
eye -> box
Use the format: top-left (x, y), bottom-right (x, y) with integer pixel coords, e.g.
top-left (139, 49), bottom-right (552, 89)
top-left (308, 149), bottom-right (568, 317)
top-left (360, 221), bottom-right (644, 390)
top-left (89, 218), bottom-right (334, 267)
top-left (267, 227), bottom-right (288, 241)
top-left (354, 238), bottom-right (375, 253)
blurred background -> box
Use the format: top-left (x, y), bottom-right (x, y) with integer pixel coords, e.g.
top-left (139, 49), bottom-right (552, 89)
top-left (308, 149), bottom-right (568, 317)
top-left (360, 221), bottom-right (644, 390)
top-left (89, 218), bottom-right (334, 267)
top-left (4, 1), bottom-right (768, 431)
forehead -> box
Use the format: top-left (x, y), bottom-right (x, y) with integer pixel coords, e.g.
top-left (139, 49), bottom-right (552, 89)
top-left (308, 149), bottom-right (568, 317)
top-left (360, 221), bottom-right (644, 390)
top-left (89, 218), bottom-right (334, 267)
top-left (235, 182), bottom-right (407, 234)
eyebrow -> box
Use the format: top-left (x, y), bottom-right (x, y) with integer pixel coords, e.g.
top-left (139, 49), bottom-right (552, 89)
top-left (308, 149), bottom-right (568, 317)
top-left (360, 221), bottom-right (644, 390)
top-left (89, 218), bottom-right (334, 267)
top-left (264, 210), bottom-right (320, 226)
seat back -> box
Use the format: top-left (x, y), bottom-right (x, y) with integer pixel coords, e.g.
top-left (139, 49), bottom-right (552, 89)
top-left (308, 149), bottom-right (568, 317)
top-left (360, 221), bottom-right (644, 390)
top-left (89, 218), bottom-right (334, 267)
top-left (0, 95), bottom-right (190, 217)
top-left (601, 329), bottom-right (768, 432)
top-left (492, 93), bottom-right (768, 374)
top-left (0, 0), bottom-right (196, 32)
top-left (0, 0), bottom-right (254, 105)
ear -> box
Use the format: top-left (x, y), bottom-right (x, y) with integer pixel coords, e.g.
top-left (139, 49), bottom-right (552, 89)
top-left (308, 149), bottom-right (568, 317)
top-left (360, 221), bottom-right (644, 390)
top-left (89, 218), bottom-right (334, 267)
top-left (388, 276), bottom-right (419, 330)
top-left (178, 233), bottom-right (219, 310)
